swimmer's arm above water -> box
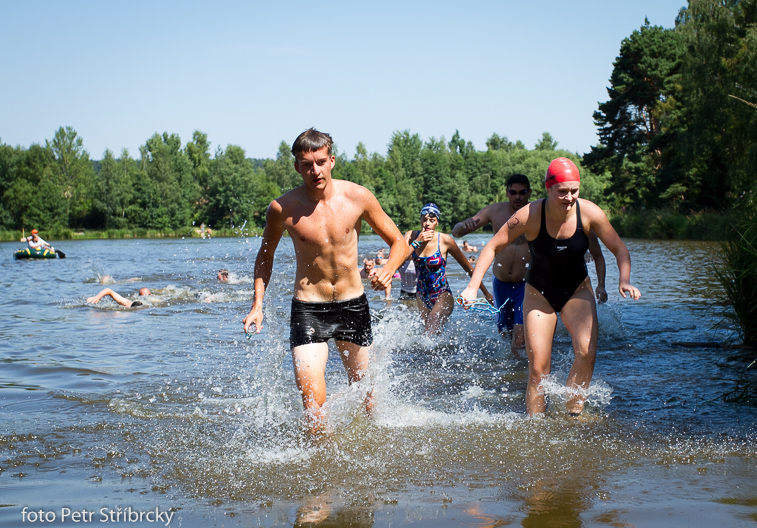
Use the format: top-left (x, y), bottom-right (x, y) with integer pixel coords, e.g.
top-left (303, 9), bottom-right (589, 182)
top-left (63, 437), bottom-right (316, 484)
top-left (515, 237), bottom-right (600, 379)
top-left (243, 203), bottom-right (285, 334)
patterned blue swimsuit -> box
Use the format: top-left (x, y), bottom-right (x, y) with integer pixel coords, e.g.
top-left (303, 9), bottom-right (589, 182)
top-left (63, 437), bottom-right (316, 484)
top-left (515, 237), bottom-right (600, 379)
top-left (412, 233), bottom-right (452, 309)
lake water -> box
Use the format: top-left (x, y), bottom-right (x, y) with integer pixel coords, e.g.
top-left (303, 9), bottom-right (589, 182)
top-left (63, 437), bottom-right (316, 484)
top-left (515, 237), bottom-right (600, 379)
top-left (1, 235), bottom-right (755, 527)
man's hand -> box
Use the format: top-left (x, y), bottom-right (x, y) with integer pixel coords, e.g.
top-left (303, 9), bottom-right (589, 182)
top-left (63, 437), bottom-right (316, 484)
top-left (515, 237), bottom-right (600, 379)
top-left (595, 285), bottom-right (608, 303)
top-left (453, 217), bottom-right (480, 237)
top-left (370, 268), bottom-right (393, 291)
top-left (243, 306), bottom-right (264, 334)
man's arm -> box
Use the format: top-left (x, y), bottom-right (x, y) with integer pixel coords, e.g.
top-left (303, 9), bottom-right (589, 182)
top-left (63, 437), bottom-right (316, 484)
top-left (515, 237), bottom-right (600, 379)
top-left (243, 202), bottom-right (286, 334)
top-left (360, 189), bottom-right (408, 291)
top-left (459, 202), bottom-right (533, 304)
top-left (451, 206), bottom-right (492, 238)
top-left (587, 230), bottom-right (607, 303)
top-left (87, 288), bottom-right (132, 307)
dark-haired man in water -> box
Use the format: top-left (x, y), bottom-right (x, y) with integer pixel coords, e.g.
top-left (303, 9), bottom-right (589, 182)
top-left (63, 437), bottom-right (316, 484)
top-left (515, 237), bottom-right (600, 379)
top-left (453, 174), bottom-right (534, 350)
top-left (242, 128), bottom-right (408, 433)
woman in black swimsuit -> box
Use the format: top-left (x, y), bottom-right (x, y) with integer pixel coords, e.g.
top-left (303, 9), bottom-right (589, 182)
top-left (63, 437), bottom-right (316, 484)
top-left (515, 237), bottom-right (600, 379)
top-left (460, 158), bottom-right (641, 416)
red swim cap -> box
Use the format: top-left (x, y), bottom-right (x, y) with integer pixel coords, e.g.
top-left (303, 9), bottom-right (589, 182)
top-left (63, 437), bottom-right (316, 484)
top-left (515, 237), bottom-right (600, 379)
top-left (31, 229), bottom-right (38, 234)
top-left (545, 158), bottom-right (580, 189)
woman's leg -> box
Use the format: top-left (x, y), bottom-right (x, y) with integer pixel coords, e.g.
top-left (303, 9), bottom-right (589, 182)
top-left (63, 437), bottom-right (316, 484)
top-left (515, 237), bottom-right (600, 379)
top-left (559, 281), bottom-right (599, 414)
top-left (425, 291), bottom-right (454, 334)
top-left (523, 285), bottom-right (559, 415)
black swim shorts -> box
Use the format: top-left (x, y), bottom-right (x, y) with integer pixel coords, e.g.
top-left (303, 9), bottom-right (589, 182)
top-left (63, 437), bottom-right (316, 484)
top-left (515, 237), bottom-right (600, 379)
top-left (289, 294), bottom-right (373, 349)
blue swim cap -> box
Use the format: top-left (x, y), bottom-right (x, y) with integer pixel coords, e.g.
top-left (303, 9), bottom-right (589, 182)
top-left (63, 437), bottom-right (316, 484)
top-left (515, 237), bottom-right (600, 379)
top-left (420, 203), bottom-right (441, 218)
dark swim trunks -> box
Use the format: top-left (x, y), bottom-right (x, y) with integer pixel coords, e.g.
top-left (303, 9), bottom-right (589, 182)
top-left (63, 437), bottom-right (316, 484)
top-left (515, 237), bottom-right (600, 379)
top-left (289, 294), bottom-right (373, 349)
top-left (491, 277), bottom-right (525, 332)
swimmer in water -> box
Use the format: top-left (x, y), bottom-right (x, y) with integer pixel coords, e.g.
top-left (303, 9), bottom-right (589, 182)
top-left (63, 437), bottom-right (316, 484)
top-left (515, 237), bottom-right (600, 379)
top-left (87, 287), bottom-right (151, 308)
top-left (459, 158), bottom-right (640, 416)
top-left (242, 128), bottom-right (409, 434)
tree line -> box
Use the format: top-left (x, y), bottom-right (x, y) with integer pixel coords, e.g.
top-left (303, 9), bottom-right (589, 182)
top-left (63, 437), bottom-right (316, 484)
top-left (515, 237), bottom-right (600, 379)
top-left (0, 0), bottom-right (754, 237)
top-left (585, 0), bottom-right (756, 213)
top-left (0, 126), bottom-right (605, 235)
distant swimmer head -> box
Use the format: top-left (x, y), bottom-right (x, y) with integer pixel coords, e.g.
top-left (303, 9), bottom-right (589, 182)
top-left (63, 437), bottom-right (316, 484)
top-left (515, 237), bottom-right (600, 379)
top-left (139, 288), bottom-right (151, 296)
top-left (217, 269), bottom-right (229, 281)
top-left (545, 158), bottom-right (580, 189)
top-left (420, 203), bottom-right (441, 219)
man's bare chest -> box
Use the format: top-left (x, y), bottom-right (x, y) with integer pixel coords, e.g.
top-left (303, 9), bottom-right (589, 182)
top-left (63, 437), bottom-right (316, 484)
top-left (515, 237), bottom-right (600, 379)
top-left (286, 206), bottom-right (361, 246)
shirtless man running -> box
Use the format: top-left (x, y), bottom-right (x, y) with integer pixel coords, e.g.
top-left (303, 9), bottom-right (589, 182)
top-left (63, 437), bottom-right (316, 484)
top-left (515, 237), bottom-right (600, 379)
top-left (453, 174), bottom-right (533, 350)
top-left (242, 128), bottom-right (408, 432)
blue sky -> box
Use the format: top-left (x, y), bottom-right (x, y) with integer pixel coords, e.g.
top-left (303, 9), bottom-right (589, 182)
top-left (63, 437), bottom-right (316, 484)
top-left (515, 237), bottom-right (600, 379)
top-left (0, 0), bottom-right (685, 161)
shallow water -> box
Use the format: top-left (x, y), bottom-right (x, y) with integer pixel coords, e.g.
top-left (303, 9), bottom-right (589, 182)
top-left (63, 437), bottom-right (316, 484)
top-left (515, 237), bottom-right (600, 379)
top-left (1, 236), bottom-right (755, 527)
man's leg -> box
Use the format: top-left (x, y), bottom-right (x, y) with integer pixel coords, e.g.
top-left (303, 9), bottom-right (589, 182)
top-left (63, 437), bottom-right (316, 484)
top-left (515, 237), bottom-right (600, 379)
top-left (336, 340), bottom-right (373, 416)
top-left (291, 342), bottom-right (330, 429)
top-left (559, 282), bottom-right (598, 415)
top-left (511, 282), bottom-right (527, 350)
top-left (512, 324), bottom-right (526, 351)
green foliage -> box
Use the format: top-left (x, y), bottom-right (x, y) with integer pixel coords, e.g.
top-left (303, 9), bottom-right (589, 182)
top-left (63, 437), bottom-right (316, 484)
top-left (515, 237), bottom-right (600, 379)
top-left (135, 133), bottom-right (196, 230)
top-left (715, 209), bottom-right (757, 347)
top-left (95, 149), bottom-right (136, 228)
top-left (46, 126), bottom-right (97, 227)
top-left (584, 21), bottom-right (684, 210)
top-left (609, 208), bottom-right (736, 240)
top-left (202, 144), bottom-right (280, 229)
top-left (587, 2), bottom-right (757, 216)
top-left (263, 141), bottom-right (299, 192)
top-left (675, 0), bottom-right (757, 209)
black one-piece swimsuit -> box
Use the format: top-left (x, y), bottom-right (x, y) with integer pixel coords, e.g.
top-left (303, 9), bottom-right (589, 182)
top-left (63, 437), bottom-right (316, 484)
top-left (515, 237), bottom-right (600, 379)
top-left (526, 199), bottom-right (589, 312)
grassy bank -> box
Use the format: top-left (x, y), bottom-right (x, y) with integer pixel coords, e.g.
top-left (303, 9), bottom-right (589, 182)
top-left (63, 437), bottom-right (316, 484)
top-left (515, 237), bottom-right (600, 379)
top-left (609, 208), bottom-right (736, 240)
top-left (0, 226), bottom-right (262, 242)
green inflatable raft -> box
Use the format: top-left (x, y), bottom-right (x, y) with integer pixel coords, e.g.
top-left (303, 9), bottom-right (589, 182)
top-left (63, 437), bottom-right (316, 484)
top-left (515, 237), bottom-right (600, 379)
top-left (13, 247), bottom-right (62, 260)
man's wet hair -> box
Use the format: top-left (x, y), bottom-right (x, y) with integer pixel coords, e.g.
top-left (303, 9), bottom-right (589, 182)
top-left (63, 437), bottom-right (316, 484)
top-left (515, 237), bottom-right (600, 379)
top-left (291, 128), bottom-right (333, 158)
top-left (131, 301), bottom-right (144, 308)
top-left (506, 174), bottom-right (530, 189)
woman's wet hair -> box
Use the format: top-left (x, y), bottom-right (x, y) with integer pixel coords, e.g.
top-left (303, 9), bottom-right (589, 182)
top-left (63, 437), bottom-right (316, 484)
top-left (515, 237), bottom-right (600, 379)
top-left (291, 128), bottom-right (333, 158)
